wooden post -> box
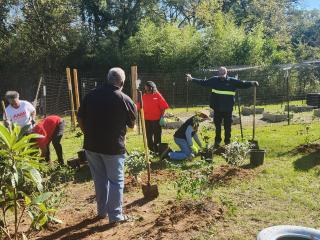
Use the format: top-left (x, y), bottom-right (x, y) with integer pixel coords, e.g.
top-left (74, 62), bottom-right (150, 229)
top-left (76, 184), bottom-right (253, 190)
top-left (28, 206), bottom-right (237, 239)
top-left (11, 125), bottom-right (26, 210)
top-left (66, 67), bottom-right (76, 130)
top-left (43, 85), bottom-right (47, 118)
top-left (1, 100), bottom-right (7, 120)
top-left (131, 66), bottom-right (140, 134)
top-left (73, 69), bottom-right (80, 111)
top-left (33, 76), bottom-right (43, 107)
top-left (131, 66), bottom-right (138, 103)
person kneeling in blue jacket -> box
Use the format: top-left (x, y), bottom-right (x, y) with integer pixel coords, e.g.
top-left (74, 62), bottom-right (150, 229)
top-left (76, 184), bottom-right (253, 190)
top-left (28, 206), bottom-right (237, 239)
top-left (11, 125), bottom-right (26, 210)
top-left (161, 115), bottom-right (204, 161)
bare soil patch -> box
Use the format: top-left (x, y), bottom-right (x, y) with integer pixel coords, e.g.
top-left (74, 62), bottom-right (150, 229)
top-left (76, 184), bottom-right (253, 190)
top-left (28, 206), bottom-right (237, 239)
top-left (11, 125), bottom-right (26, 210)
top-left (209, 164), bottom-right (253, 184)
top-left (292, 143), bottom-right (320, 154)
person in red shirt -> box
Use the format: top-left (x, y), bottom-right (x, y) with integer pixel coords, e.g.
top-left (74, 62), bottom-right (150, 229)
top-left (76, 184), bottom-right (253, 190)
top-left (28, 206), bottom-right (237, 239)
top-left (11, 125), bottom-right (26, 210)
top-left (140, 81), bottom-right (169, 153)
top-left (32, 115), bottom-right (65, 164)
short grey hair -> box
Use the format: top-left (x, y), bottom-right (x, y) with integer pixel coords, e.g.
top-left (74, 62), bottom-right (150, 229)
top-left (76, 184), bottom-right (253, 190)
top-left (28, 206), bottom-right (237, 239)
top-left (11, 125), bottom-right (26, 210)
top-left (107, 67), bottom-right (126, 87)
top-left (5, 91), bottom-right (19, 100)
top-left (218, 67), bottom-right (227, 77)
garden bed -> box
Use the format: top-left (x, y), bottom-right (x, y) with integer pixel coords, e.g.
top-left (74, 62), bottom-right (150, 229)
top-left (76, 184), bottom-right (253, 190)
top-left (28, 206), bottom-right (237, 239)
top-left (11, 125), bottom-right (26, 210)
top-left (284, 105), bottom-right (314, 113)
top-left (209, 165), bottom-right (253, 185)
top-left (242, 106), bottom-right (264, 116)
top-left (262, 112), bottom-right (293, 123)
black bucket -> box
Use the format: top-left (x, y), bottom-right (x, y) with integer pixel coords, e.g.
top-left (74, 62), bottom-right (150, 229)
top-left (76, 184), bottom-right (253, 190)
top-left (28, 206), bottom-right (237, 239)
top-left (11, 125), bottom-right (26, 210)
top-left (250, 149), bottom-right (265, 166)
top-left (77, 149), bottom-right (87, 163)
top-left (200, 149), bottom-right (213, 163)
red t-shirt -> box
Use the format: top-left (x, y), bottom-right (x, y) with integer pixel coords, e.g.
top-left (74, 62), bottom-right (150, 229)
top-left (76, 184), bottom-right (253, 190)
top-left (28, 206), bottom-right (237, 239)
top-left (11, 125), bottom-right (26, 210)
top-left (137, 92), bottom-right (169, 120)
top-left (32, 115), bottom-right (62, 148)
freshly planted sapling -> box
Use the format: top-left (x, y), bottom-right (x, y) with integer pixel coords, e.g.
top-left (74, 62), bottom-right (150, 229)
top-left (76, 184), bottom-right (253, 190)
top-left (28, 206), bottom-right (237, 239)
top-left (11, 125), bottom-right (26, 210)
top-left (125, 150), bottom-right (146, 182)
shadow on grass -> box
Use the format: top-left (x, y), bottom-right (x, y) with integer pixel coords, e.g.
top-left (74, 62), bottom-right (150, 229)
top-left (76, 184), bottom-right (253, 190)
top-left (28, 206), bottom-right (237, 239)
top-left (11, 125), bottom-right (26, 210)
top-left (36, 216), bottom-right (114, 240)
top-left (293, 151), bottom-right (320, 171)
top-left (73, 164), bottom-right (92, 183)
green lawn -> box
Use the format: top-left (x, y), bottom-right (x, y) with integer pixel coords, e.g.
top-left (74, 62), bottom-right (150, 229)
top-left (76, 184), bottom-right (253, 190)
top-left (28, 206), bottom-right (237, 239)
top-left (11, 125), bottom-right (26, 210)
top-left (55, 107), bottom-right (320, 239)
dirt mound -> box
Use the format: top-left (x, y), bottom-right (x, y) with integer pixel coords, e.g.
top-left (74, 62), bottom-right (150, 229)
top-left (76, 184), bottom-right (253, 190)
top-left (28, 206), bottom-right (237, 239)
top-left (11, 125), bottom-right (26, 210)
top-left (209, 165), bottom-right (252, 184)
top-left (135, 199), bottom-right (223, 240)
top-left (292, 143), bottom-right (320, 154)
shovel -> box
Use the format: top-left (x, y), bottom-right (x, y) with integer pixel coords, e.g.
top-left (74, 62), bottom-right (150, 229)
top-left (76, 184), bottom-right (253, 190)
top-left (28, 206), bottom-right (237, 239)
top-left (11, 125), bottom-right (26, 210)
top-left (138, 90), bottom-right (159, 200)
top-left (250, 86), bottom-right (259, 149)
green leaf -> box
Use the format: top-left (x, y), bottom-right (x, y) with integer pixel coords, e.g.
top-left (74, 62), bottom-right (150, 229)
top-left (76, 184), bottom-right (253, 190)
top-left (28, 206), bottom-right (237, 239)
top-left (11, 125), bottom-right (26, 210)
top-left (38, 214), bottom-right (48, 227)
top-left (0, 124), bottom-right (12, 148)
top-left (32, 192), bottom-right (52, 204)
top-left (28, 168), bottom-right (43, 191)
top-left (24, 195), bottom-right (31, 206)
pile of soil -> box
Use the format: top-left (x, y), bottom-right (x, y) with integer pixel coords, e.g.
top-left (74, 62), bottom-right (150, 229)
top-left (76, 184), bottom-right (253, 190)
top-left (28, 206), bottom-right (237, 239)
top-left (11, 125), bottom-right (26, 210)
top-left (209, 165), bottom-right (253, 184)
top-left (292, 143), bottom-right (320, 154)
top-left (135, 199), bottom-right (223, 240)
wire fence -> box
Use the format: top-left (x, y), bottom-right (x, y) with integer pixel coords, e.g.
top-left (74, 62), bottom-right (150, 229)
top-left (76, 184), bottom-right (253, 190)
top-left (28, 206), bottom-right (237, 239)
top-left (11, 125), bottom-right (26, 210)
top-left (1, 62), bottom-right (320, 132)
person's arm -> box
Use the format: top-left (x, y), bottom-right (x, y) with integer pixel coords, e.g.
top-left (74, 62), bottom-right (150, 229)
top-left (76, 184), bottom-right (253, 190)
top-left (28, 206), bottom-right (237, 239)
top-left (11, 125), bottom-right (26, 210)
top-left (125, 98), bottom-right (137, 129)
top-left (193, 133), bottom-right (202, 148)
top-left (77, 117), bottom-right (85, 133)
top-left (77, 96), bottom-right (86, 133)
top-left (231, 77), bottom-right (259, 89)
top-left (157, 92), bottom-right (169, 116)
top-left (185, 125), bottom-right (194, 146)
top-left (186, 74), bottom-right (215, 87)
top-left (26, 101), bottom-right (36, 124)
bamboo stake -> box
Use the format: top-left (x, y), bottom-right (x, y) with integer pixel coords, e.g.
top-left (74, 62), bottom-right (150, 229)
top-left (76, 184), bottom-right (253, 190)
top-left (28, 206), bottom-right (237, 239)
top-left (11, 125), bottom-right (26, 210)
top-left (66, 67), bottom-right (76, 130)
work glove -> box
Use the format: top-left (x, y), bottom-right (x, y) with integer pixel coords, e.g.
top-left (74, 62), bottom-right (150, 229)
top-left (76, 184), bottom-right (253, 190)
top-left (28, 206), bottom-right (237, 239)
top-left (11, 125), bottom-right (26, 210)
top-left (185, 74), bottom-right (192, 82)
top-left (159, 117), bottom-right (166, 127)
top-left (252, 81), bottom-right (259, 87)
top-left (190, 145), bottom-right (199, 154)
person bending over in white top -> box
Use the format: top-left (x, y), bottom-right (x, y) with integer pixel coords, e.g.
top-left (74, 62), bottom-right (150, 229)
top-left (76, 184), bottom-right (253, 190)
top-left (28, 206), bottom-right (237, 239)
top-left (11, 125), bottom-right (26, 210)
top-left (5, 91), bottom-right (36, 128)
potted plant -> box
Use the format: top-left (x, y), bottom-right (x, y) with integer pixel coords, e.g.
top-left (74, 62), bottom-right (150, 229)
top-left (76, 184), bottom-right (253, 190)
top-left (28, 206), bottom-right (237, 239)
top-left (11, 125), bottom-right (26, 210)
top-left (222, 140), bottom-right (251, 166)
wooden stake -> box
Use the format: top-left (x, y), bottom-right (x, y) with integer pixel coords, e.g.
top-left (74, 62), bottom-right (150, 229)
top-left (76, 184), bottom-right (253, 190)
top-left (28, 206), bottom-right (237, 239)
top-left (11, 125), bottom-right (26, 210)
top-left (73, 69), bottom-right (80, 111)
top-left (66, 67), bottom-right (76, 130)
top-left (33, 76), bottom-right (43, 107)
top-left (131, 66), bottom-right (140, 134)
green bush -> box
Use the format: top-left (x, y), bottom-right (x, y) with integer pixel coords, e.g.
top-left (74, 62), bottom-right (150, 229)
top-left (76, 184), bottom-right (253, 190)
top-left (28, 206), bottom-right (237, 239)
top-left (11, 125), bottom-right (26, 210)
top-left (0, 124), bottom-right (61, 239)
top-left (125, 150), bottom-right (146, 181)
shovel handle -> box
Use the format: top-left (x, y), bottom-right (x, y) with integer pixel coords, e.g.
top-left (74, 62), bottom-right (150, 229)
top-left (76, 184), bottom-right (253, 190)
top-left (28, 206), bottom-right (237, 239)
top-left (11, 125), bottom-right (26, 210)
top-left (1, 100), bottom-right (8, 121)
top-left (138, 91), bottom-right (151, 184)
top-left (253, 86), bottom-right (256, 141)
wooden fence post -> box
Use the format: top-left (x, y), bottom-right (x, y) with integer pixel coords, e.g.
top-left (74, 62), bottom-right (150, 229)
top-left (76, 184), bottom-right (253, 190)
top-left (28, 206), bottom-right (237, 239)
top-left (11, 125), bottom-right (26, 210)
top-left (66, 67), bottom-right (76, 130)
top-left (73, 69), bottom-right (80, 111)
top-left (131, 66), bottom-right (140, 134)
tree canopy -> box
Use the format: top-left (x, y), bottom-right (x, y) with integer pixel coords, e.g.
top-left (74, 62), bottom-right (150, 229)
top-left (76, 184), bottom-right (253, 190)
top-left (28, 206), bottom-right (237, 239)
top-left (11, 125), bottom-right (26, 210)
top-left (0, 0), bottom-right (319, 75)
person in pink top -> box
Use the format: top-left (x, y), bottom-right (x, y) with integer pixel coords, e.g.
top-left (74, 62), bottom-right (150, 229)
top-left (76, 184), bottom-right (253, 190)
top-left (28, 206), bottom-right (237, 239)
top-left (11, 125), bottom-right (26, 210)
top-left (140, 81), bottom-right (169, 153)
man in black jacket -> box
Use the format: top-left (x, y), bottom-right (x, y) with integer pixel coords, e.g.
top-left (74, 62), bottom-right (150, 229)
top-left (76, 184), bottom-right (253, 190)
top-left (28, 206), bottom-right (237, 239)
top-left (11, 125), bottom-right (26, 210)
top-left (186, 67), bottom-right (258, 147)
top-left (78, 67), bottom-right (137, 224)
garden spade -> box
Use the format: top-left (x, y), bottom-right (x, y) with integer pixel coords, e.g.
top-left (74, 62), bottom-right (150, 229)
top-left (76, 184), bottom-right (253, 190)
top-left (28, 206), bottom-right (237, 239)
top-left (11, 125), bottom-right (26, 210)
top-left (137, 89), bottom-right (159, 200)
top-left (250, 86), bottom-right (259, 149)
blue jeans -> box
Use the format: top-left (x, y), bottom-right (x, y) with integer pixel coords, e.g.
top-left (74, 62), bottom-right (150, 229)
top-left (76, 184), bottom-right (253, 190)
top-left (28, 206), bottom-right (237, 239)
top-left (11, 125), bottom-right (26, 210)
top-left (169, 137), bottom-right (192, 160)
top-left (86, 150), bottom-right (125, 222)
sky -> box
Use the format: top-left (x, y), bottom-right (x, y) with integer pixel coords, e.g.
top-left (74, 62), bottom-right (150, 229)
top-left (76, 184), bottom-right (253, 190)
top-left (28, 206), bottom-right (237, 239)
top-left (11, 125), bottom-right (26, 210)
top-left (302, 0), bottom-right (320, 9)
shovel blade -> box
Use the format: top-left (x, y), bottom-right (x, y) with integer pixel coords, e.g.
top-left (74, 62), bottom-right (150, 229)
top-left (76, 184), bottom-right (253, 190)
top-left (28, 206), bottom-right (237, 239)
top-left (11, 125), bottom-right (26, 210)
top-left (142, 184), bottom-right (159, 200)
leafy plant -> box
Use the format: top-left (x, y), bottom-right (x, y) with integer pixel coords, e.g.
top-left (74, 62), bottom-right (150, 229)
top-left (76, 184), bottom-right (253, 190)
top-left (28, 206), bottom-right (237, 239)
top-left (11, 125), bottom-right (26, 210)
top-left (125, 150), bottom-right (146, 182)
top-left (222, 140), bottom-right (251, 166)
top-left (175, 170), bottom-right (208, 200)
top-left (0, 123), bottom-right (61, 239)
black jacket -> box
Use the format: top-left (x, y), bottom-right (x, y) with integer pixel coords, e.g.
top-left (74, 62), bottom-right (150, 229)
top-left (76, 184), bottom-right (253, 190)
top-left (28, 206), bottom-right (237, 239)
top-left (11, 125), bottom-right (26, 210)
top-left (192, 76), bottom-right (253, 112)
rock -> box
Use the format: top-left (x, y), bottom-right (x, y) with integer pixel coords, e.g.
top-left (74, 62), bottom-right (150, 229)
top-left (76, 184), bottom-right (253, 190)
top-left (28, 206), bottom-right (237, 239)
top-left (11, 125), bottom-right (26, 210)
top-left (284, 105), bottom-right (314, 113)
top-left (314, 109), bottom-right (320, 117)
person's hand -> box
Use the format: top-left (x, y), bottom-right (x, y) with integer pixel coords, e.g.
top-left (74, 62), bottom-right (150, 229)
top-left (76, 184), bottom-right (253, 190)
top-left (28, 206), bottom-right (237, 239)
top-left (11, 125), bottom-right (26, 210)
top-left (190, 145), bottom-right (199, 154)
top-left (252, 81), bottom-right (259, 87)
top-left (4, 120), bottom-right (10, 128)
top-left (186, 74), bottom-right (192, 82)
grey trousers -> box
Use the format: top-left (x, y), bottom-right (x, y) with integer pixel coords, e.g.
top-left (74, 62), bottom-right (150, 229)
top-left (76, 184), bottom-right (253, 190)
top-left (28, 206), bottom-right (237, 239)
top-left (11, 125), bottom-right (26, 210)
top-left (86, 150), bottom-right (125, 222)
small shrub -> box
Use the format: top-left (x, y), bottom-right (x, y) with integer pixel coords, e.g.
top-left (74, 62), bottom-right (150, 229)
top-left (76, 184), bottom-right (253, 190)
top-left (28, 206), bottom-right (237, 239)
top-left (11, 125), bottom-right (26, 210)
top-left (125, 150), bottom-right (146, 181)
top-left (175, 170), bottom-right (208, 200)
top-left (223, 140), bottom-right (251, 166)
